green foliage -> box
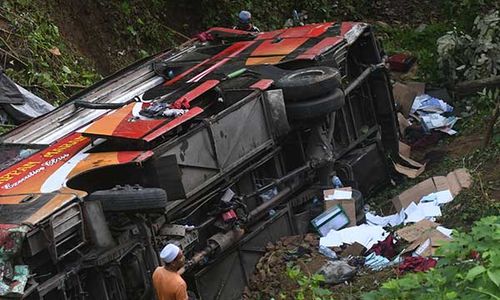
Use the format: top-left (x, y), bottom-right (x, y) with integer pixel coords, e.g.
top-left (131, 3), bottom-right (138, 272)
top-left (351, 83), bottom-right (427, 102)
top-left (363, 216), bottom-right (500, 299)
top-left (437, 10), bottom-right (500, 83)
top-left (0, 0), bottom-right (101, 104)
top-left (108, 1), bottom-right (179, 58)
top-left (285, 265), bottom-right (333, 300)
top-left (198, 0), bottom-right (365, 31)
top-left (439, 0), bottom-right (500, 30)
top-left (441, 142), bottom-right (500, 228)
top-left (0, 124), bottom-right (15, 135)
top-left (477, 88), bottom-right (500, 116)
top-left (376, 23), bottom-right (450, 83)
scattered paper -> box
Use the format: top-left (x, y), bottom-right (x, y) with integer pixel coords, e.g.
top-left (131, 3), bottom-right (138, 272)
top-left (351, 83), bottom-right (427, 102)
top-left (435, 190), bottom-right (454, 204)
top-left (404, 202), bottom-right (427, 223)
top-left (319, 224), bottom-right (387, 250)
top-left (421, 114), bottom-right (447, 129)
top-left (438, 127), bottom-right (458, 135)
top-left (411, 94), bottom-right (453, 114)
top-left (392, 169), bottom-right (471, 211)
top-left (365, 252), bottom-right (402, 270)
top-left (436, 226), bottom-right (453, 238)
top-left (325, 189), bottom-right (352, 200)
top-left (404, 200), bottom-right (442, 224)
top-left (418, 202), bottom-right (442, 217)
top-left (366, 210), bottom-right (405, 227)
top-left (411, 94), bottom-right (458, 134)
top-left (420, 190), bottom-right (453, 205)
top-left (365, 252), bottom-right (390, 270)
top-left (413, 238), bottom-right (431, 256)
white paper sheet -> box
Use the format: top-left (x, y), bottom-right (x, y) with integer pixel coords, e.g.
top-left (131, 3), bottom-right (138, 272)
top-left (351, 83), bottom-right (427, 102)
top-left (404, 199), bottom-right (443, 224)
top-left (418, 202), bottom-right (442, 217)
top-left (436, 226), bottom-right (453, 237)
top-left (326, 189), bottom-right (352, 200)
top-left (438, 127), bottom-right (458, 135)
top-left (414, 238), bottom-right (431, 256)
top-left (404, 202), bottom-right (423, 223)
top-left (435, 190), bottom-right (454, 204)
top-left (366, 210), bottom-right (405, 227)
top-left (319, 224), bottom-right (387, 249)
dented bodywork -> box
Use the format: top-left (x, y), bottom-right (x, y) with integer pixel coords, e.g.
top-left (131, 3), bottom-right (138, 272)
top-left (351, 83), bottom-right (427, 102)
top-left (0, 22), bottom-right (398, 299)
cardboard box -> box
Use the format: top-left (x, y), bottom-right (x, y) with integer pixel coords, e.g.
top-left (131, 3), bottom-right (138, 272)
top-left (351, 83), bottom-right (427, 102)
top-left (399, 141), bottom-right (411, 158)
top-left (392, 168), bottom-right (472, 211)
top-left (324, 188), bottom-right (356, 227)
top-left (394, 153), bottom-right (426, 179)
top-left (396, 219), bottom-right (438, 242)
top-left (402, 229), bottom-right (451, 257)
top-left (397, 113), bottom-right (411, 138)
top-left (393, 82), bottom-right (417, 117)
top-left (406, 81), bottom-right (426, 96)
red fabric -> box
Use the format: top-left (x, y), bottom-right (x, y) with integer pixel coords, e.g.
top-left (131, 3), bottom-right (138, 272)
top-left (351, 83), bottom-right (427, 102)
top-left (368, 235), bottom-right (397, 259)
top-left (171, 97), bottom-right (190, 109)
top-left (222, 209), bottom-right (237, 222)
top-left (398, 256), bottom-right (437, 274)
top-left (410, 131), bottom-right (443, 150)
top-left (196, 32), bottom-right (214, 42)
top-left (470, 250), bottom-right (480, 260)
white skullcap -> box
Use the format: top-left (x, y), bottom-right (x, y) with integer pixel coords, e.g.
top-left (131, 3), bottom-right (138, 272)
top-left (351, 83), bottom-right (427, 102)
top-left (160, 244), bottom-right (181, 263)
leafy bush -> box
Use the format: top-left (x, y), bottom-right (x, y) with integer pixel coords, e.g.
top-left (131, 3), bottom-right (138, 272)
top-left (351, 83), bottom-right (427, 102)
top-left (437, 10), bottom-right (500, 82)
top-left (439, 0), bottom-right (500, 31)
top-left (1, 0), bottom-right (101, 104)
top-left (363, 216), bottom-right (500, 299)
top-left (282, 265), bottom-right (333, 300)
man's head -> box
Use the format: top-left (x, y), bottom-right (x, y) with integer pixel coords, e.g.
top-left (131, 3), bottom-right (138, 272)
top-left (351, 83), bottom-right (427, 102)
top-left (237, 10), bottom-right (253, 31)
top-left (160, 244), bottom-right (185, 271)
top-left (238, 10), bottom-right (252, 25)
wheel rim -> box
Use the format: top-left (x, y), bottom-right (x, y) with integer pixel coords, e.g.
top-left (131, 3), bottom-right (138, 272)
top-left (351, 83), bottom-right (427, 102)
top-left (288, 69), bottom-right (326, 80)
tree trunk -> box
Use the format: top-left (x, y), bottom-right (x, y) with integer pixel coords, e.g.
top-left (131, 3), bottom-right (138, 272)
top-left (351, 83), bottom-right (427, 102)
top-left (454, 76), bottom-right (500, 97)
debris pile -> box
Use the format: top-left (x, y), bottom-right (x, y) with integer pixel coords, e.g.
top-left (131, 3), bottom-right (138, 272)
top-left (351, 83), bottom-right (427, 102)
top-left (392, 81), bottom-right (459, 153)
top-left (245, 168), bottom-right (473, 299)
top-left (243, 234), bottom-right (327, 299)
top-left (319, 168), bottom-right (470, 268)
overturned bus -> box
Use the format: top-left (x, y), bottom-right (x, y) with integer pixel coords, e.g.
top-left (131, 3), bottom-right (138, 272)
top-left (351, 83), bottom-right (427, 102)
top-left (0, 21), bottom-right (398, 299)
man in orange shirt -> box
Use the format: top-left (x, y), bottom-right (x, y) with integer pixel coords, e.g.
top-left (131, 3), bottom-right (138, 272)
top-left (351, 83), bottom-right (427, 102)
top-left (152, 244), bottom-right (188, 300)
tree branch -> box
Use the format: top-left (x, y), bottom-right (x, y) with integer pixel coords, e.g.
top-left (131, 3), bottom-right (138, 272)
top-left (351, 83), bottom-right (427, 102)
top-left (454, 76), bottom-right (500, 97)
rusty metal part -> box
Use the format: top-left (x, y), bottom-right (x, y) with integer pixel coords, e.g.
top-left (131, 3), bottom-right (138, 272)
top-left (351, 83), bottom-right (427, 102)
top-left (186, 228), bottom-right (245, 270)
top-left (208, 228), bottom-right (245, 252)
